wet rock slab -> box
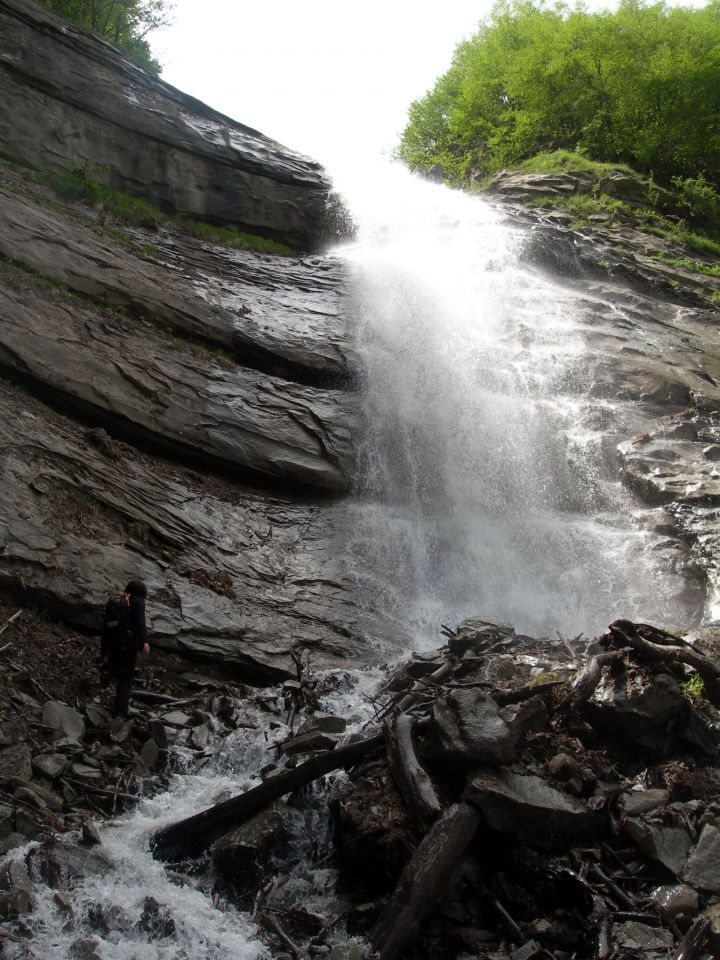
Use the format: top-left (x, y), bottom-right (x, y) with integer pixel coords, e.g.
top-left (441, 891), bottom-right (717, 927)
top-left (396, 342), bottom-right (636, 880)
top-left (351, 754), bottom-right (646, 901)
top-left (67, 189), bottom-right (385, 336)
top-left (0, 0), bottom-right (331, 248)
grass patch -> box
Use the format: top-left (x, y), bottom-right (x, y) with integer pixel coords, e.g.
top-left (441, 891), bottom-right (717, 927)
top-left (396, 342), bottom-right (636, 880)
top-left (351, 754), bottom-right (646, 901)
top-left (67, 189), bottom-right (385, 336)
top-left (42, 163), bottom-right (294, 255)
top-left (518, 150), bottom-right (635, 177)
top-left (653, 255), bottom-right (720, 278)
top-left (680, 672), bottom-right (705, 706)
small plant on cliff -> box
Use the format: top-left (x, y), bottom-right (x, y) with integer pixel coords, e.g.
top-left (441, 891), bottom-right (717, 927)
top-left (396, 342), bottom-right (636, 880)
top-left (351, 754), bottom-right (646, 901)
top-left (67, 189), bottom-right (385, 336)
top-left (680, 672), bottom-right (706, 706)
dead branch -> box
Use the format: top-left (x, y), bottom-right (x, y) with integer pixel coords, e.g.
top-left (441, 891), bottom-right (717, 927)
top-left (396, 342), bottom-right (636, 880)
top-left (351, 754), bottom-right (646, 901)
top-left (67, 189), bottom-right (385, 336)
top-left (152, 731), bottom-right (384, 861)
top-left (610, 620), bottom-right (720, 703)
top-left (368, 802), bottom-right (481, 960)
top-left (384, 713), bottom-right (441, 828)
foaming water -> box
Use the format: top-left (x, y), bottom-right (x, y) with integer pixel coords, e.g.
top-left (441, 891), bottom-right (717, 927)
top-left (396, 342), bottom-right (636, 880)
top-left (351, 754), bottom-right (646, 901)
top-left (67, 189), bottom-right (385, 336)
top-left (331, 158), bottom-right (697, 642)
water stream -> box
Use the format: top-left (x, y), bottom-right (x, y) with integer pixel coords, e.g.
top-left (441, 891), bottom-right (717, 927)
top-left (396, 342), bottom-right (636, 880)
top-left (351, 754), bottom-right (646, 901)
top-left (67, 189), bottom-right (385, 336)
top-left (7, 161), bottom-right (702, 958)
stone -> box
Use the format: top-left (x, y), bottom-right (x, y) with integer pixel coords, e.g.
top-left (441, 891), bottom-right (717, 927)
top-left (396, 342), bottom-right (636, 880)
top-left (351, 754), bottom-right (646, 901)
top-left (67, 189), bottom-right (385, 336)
top-left (703, 444), bottom-right (720, 461)
top-left (68, 939), bottom-right (102, 960)
top-left (624, 819), bottom-right (692, 876)
top-left (586, 669), bottom-right (685, 752)
top-left (189, 724), bottom-right (210, 750)
top-left (499, 697), bottom-right (547, 739)
top-left (32, 752), bottom-right (71, 780)
top-left (0, 888), bottom-right (33, 919)
top-left (85, 704), bottom-right (112, 728)
top-left (42, 701), bottom-right (86, 741)
top-left (15, 783), bottom-right (63, 813)
top-left (464, 769), bottom-right (604, 849)
top-left (81, 821), bottom-right (102, 846)
top-left (161, 712), bottom-right (191, 727)
top-left (512, 942), bottom-right (543, 960)
top-left (618, 789), bottom-right (669, 818)
top-left (137, 896), bottom-right (176, 939)
top-left (213, 802), bottom-right (289, 883)
top-left (283, 729), bottom-right (338, 756)
top-left (26, 840), bottom-right (113, 890)
top-left (449, 617), bottom-right (515, 657)
top-left (0, 833), bottom-right (25, 855)
top-left (328, 946), bottom-right (369, 960)
top-left (0, 743), bottom-right (32, 782)
top-left (296, 713), bottom-right (347, 736)
top-left (548, 752), bottom-right (583, 782)
top-left (139, 738), bottom-right (161, 770)
top-left (650, 884), bottom-right (698, 926)
top-left (433, 690), bottom-right (517, 765)
top-left (682, 824), bottom-right (720, 892)
top-left (612, 921), bottom-right (673, 952)
top-left (0, 803), bottom-right (14, 839)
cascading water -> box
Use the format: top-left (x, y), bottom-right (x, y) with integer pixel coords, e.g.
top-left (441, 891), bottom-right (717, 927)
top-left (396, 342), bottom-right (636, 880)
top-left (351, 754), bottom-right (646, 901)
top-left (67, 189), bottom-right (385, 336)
top-left (335, 159), bottom-right (700, 643)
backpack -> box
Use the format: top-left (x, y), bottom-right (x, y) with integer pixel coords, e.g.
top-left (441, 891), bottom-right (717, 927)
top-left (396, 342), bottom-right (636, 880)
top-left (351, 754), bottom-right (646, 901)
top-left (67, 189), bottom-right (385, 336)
top-left (103, 593), bottom-right (134, 653)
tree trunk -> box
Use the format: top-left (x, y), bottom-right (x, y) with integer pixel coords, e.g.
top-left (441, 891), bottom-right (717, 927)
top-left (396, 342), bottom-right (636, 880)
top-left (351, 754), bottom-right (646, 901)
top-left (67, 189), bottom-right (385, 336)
top-left (151, 732), bottom-right (384, 861)
top-left (368, 802), bottom-right (481, 960)
top-left (384, 713), bottom-right (441, 828)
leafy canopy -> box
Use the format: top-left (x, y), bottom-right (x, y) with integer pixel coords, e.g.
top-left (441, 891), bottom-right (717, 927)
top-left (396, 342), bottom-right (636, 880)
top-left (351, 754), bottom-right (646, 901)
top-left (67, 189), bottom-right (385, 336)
top-left (38, 0), bottom-right (172, 73)
top-left (398, 0), bottom-right (720, 189)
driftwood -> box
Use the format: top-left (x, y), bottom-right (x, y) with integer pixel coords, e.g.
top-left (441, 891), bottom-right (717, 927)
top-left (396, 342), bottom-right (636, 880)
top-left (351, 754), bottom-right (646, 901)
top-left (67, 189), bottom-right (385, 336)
top-left (384, 713), bottom-right (441, 828)
top-left (368, 802), bottom-right (481, 960)
top-left (610, 620), bottom-right (720, 703)
top-left (396, 657), bottom-right (457, 713)
top-left (675, 917), bottom-right (710, 960)
top-left (566, 650), bottom-right (630, 708)
top-left (152, 731), bottom-right (384, 861)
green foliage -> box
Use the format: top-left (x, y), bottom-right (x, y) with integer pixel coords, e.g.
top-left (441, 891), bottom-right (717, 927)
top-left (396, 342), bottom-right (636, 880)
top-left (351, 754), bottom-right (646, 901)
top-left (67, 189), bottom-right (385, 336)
top-left (518, 150), bottom-right (633, 176)
top-left (399, 0), bottom-right (720, 189)
top-left (671, 175), bottom-right (720, 222)
top-left (37, 0), bottom-right (171, 73)
top-left (680, 672), bottom-right (706, 705)
top-left (188, 220), bottom-right (293, 256)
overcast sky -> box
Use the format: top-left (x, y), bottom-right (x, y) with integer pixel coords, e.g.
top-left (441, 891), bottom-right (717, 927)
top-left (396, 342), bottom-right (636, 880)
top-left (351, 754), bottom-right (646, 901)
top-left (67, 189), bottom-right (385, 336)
top-left (152, 0), bottom-right (708, 168)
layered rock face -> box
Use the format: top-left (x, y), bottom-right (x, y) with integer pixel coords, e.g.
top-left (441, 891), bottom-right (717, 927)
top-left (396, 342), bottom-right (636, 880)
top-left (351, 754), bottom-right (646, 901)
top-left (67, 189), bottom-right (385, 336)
top-left (0, 0), bottom-right (330, 248)
top-left (0, 2), bottom-right (406, 680)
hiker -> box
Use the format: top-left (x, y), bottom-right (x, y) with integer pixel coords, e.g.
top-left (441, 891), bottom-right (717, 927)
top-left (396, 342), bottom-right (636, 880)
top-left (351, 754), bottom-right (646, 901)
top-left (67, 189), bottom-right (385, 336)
top-left (100, 579), bottom-right (150, 719)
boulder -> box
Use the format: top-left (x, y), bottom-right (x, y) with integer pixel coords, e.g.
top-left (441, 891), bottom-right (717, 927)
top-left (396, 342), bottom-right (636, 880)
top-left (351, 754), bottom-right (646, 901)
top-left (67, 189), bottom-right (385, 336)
top-left (432, 690), bottom-right (517, 765)
top-left (611, 921), bottom-right (673, 953)
top-left (42, 701), bottom-right (86, 741)
top-left (26, 840), bottom-right (113, 889)
top-left (0, 743), bottom-right (32, 782)
top-left (296, 713), bottom-right (347, 736)
top-left (682, 824), bottom-right (720, 892)
top-left (213, 801), bottom-right (289, 884)
top-left (449, 618), bottom-right (515, 658)
top-left (650, 884), bottom-right (698, 927)
top-left (283, 729), bottom-right (339, 756)
top-left (624, 819), bottom-right (692, 876)
top-left (464, 769), bottom-right (604, 848)
top-left (137, 896), bottom-right (176, 939)
top-left (618, 789), bottom-right (669, 818)
top-left (32, 752), bottom-right (71, 780)
top-left (585, 669), bottom-right (686, 752)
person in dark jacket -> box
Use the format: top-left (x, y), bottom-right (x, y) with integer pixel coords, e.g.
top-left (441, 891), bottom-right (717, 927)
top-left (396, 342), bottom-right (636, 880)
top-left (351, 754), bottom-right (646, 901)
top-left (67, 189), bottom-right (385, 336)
top-left (100, 579), bottom-right (150, 719)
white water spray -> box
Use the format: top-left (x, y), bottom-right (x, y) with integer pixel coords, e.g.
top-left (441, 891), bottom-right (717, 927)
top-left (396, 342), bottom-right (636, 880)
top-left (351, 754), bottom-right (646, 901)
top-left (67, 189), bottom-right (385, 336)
top-left (334, 159), bottom-right (698, 642)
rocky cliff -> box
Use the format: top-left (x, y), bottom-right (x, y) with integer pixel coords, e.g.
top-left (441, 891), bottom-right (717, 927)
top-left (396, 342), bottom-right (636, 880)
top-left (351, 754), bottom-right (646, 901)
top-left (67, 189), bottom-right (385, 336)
top-left (0, 0), bottom-right (330, 248)
top-left (0, 0), bottom-right (402, 682)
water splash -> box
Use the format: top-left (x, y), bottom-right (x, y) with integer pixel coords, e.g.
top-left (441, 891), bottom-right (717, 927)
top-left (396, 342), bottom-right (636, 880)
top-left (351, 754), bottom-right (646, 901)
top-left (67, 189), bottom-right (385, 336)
top-left (333, 159), bottom-right (698, 643)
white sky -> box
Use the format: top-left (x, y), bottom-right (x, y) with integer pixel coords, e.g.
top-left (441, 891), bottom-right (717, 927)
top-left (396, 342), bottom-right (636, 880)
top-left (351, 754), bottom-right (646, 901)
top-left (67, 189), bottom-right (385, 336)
top-left (152, 0), bottom-right (709, 167)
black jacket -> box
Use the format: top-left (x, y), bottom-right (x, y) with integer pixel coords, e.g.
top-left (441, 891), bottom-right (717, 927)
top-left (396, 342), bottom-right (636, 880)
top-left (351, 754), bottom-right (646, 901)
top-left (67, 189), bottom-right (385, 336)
top-left (101, 595), bottom-right (147, 661)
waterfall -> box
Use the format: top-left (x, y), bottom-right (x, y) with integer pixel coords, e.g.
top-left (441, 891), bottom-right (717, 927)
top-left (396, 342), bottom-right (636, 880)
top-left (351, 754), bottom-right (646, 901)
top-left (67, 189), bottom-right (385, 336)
top-left (335, 159), bottom-right (699, 643)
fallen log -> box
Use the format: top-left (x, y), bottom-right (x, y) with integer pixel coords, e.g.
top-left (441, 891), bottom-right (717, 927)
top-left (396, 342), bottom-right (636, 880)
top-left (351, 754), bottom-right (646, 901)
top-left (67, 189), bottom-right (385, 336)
top-left (384, 713), bottom-right (441, 828)
top-left (610, 620), bottom-right (720, 704)
top-left (565, 650), bottom-right (630, 709)
top-left (368, 801), bottom-right (481, 960)
top-left (396, 657), bottom-right (457, 713)
top-left (151, 731), bottom-right (384, 861)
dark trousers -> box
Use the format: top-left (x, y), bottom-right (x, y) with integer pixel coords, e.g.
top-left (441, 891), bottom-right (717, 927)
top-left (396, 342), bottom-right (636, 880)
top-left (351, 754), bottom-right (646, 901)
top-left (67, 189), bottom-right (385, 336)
top-left (109, 655), bottom-right (136, 719)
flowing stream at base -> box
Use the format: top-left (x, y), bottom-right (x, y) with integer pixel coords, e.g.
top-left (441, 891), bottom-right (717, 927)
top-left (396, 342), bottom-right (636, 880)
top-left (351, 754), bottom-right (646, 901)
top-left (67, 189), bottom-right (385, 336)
top-left (10, 161), bottom-right (703, 958)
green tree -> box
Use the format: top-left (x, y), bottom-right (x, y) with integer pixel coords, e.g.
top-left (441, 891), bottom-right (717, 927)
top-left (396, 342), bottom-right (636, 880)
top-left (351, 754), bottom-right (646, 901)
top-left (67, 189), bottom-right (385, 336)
top-left (38, 0), bottom-right (172, 73)
top-left (399, 0), bottom-right (720, 189)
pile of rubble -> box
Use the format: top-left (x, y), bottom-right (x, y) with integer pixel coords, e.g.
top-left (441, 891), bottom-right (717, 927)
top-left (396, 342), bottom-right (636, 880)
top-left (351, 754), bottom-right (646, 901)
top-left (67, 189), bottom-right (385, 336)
top-left (153, 617), bottom-right (720, 960)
